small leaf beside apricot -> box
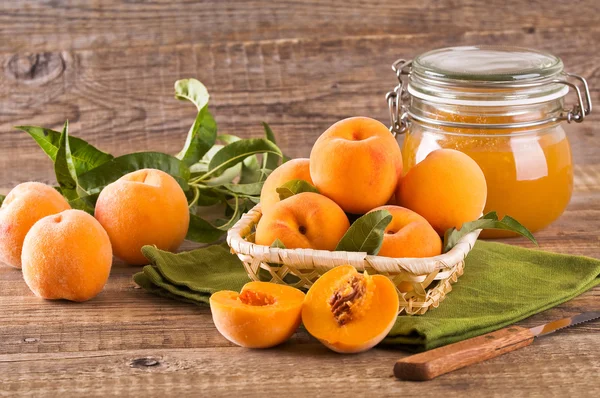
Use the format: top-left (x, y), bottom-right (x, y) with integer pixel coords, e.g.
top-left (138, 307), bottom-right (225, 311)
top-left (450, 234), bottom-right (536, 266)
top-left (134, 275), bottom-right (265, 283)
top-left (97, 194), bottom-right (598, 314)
top-left (335, 210), bottom-right (393, 255)
top-left (276, 179), bottom-right (319, 201)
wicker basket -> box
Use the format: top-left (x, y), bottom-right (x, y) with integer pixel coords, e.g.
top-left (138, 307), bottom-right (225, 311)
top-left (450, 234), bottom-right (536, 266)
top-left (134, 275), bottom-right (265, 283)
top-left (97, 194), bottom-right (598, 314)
top-left (227, 204), bottom-right (481, 315)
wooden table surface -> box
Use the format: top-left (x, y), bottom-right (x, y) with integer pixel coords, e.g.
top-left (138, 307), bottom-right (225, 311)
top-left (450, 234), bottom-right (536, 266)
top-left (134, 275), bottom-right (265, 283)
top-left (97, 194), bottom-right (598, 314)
top-left (1, 1), bottom-right (599, 396)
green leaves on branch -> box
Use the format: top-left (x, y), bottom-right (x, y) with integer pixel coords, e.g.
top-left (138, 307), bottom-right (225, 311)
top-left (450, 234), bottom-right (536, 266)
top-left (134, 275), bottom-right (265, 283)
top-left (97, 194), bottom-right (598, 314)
top-left (335, 210), bottom-right (392, 255)
top-left (276, 179), bottom-right (319, 201)
top-left (17, 78), bottom-right (288, 245)
top-left (443, 212), bottom-right (538, 253)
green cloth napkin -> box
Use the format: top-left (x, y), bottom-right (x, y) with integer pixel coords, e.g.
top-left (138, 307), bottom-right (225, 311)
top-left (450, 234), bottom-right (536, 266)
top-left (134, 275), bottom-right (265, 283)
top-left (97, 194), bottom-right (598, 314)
top-left (133, 241), bottom-right (600, 352)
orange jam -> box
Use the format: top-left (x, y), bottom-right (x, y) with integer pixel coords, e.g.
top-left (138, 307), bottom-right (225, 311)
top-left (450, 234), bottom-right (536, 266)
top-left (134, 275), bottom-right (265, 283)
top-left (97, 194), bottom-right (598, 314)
top-left (402, 118), bottom-right (573, 237)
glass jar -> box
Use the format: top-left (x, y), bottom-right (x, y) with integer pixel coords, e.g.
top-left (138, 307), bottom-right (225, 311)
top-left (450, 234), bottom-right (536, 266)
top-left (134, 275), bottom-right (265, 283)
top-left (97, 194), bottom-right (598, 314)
top-left (387, 46), bottom-right (592, 237)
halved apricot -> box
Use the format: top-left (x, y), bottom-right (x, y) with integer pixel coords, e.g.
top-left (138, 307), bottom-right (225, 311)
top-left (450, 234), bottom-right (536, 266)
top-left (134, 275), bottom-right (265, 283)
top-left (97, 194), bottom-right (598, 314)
top-left (210, 281), bottom-right (305, 348)
top-left (302, 265), bottom-right (399, 354)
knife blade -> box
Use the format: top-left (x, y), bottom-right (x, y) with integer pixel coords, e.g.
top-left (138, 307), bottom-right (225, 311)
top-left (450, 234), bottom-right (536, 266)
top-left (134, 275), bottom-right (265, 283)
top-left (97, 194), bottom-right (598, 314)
top-left (394, 311), bottom-right (600, 381)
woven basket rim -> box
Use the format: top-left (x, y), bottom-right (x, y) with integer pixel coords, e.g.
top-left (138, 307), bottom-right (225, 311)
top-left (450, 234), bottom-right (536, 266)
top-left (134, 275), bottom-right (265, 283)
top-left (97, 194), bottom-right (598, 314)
top-left (227, 203), bottom-right (480, 276)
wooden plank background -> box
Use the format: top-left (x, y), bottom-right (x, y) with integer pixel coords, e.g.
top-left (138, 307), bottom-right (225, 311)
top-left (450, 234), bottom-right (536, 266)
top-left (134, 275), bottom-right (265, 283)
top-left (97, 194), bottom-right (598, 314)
top-left (1, 0), bottom-right (599, 396)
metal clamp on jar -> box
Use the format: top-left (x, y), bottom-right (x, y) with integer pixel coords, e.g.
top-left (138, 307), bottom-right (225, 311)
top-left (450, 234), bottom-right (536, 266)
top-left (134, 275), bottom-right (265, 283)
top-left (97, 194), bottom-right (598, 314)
top-left (386, 46), bottom-right (592, 237)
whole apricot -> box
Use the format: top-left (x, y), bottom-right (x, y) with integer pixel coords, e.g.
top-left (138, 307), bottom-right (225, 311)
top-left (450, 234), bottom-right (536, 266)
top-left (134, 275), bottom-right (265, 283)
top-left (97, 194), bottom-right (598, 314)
top-left (0, 182), bottom-right (70, 268)
top-left (255, 192), bottom-right (350, 250)
top-left (260, 158), bottom-right (313, 215)
top-left (310, 117), bottom-right (402, 214)
top-left (210, 281), bottom-right (305, 348)
top-left (370, 205), bottom-right (442, 258)
top-left (95, 169), bottom-right (190, 265)
top-left (302, 265), bottom-right (399, 354)
top-left (397, 149), bottom-right (487, 234)
top-left (22, 209), bottom-right (112, 302)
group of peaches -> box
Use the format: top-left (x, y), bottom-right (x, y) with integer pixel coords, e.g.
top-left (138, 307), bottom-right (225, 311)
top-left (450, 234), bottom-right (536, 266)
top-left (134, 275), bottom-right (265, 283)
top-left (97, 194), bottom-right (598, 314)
top-left (210, 116), bottom-right (488, 353)
top-left (253, 116), bottom-right (487, 254)
top-left (0, 168), bottom-right (191, 302)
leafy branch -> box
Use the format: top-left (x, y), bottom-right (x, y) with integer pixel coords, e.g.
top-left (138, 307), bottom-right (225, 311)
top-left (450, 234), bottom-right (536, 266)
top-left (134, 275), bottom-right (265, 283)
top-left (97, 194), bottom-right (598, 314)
top-left (17, 78), bottom-right (287, 244)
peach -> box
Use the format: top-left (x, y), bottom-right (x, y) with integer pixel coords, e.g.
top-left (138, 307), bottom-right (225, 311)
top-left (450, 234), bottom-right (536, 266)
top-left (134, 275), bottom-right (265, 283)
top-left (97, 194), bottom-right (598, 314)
top-left (255, 192), bottom-right (350, 250)
top-left (210, 281), bottom-right (305, 348)
top-left (260, 158), bottom-right (313, 215)
top-left (95, 169), bottom-right (190, 265)
top-left (0, 182), bottom-right (70, 268)
top-left (370, 205), bottom-right (442, 258)
top-left (397, 149), bottom-right (487, 234)
top-left (22, 209), bottom-right (112, 302)
top-left (310, 117), bottom-right (402, 214)
top-left (302, 265), bottom-right (399, 354)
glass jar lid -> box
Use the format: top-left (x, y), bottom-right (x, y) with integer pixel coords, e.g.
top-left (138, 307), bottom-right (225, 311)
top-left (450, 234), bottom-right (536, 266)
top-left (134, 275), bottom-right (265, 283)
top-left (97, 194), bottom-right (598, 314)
top-left (413, 46), bottom-right (564, 83)
top-left (386, 45), bottom-right (592, 134)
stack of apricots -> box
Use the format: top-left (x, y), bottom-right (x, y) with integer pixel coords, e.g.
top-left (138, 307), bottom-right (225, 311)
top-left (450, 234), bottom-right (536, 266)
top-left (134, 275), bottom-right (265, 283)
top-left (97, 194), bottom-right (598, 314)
top-left (0, 169), bottom-right (190, 302)
top-left (211, 116), bottom-right (488, 353)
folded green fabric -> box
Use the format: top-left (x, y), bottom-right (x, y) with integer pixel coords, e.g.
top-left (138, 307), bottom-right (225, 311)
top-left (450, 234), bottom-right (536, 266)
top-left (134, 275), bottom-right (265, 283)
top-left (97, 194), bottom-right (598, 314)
top-left (134, 241), bottom-right (600, 351)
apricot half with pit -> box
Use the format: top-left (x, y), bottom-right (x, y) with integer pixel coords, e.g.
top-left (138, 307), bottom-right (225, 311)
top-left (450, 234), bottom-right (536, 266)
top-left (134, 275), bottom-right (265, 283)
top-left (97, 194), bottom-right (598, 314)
top-left (302, 265), bottom-right (399, 354)
top-left (210, 281), bottom-right (305, 348)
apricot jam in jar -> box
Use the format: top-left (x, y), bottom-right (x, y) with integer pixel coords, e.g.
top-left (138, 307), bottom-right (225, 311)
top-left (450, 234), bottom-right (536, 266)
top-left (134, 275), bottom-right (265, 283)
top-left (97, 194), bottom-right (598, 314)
top-left (387, 46), bottom-right (592, 237)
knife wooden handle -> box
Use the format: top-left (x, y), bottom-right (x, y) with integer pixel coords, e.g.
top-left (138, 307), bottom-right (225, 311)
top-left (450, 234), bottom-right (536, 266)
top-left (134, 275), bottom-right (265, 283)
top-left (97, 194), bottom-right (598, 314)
top-left (394, 326), bottom-right (535, 381)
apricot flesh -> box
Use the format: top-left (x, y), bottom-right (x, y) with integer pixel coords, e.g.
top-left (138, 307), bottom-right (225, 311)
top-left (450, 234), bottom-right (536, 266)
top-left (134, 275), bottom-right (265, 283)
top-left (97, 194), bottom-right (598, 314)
top-left (302, 265), bottom-right (399, 354)
top-left (260, 158), bottom-right (313, 215)
top-left (255, 192), bottom-right (350, 250)
top-left (310, 117), bottom-right (402, 214)
top-left (397, 149), bottom-right (487, 234)
top-left (210, 281), bottom-right (305, 348)
top-left (22, 209), bottom-right (113, 302)
top-left (370, 205), bottom-right (442, 258)
top-left (95, 169), bottom-right (190, 265)
top-left (0, 182), bottom-right (71, 268)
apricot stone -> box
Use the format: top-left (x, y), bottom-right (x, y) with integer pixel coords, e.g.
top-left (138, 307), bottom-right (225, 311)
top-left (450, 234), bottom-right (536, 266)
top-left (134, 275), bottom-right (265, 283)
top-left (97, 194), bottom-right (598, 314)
top-left (397, 149), bottom-right (487, 234)
top-left (255, 192), bottom-right (350, 250)
top-left (370, 205), bottom-right (442, 258)
top-left (95, 169), bottom-right (190, 265)
top-left (310, 117), bottom-right (402, 214)
top-left (0, 182), bottom-right (70, 268)
top-left (22, 209), bottom-right (112, 302)
top-left (210, 281), bottom-right (305, 348)
top-left (260, 158), bottom-right (313, 215)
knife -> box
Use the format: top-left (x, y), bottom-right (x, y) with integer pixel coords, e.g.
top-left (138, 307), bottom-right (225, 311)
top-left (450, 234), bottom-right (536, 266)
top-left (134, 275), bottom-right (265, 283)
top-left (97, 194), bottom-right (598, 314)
top-left (394, 311), bottom-right (600, 381)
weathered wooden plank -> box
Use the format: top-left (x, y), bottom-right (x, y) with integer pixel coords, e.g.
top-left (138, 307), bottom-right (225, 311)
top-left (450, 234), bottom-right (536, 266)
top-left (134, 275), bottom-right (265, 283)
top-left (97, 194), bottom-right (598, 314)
top-left (1, 332), bottom-right (599, 397)
top-left (1, 27), bottom-right (599, 189)
top-left (1, 0), bottom-right (599, 52)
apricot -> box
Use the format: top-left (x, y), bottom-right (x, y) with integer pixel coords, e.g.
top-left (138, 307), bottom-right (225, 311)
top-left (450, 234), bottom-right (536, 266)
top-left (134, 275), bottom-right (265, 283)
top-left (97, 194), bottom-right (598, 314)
top-left (0, 182), bottom-right (70, 268)
top-left (210, 281), bottom-right (305, 348)
top-left (302, 265), bottom-right (399, 353)
top-left (22, 209), bottom-right (112, 302)
top-left (260, 158), bottom-right (313, 215)
top-left (397, 149), bottom-right (487, 234)
top-left (310, 117), bottom-right (402, 214)
top-left (95, 169), bottom-right (190, 265)
top-left (255, 192), bottom-right (350, 250)
top-left (370, 205), bottom-right (442, 258)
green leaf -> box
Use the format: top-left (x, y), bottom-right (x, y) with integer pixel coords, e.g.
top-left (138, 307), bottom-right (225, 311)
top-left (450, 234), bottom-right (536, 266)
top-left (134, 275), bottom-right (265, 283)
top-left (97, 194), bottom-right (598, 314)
top-left (271, 239), bottom-right (286, 249)
top-left (262, 122), bottom-right (281, 170)
top-left (335, 210), bottom-right (392, 255)
top-left (217, 195), bottom-right (242, 231)
top-left (68, 194), bottom-right (97, 214)
top-left (0, 194), bottom-right (5, 206)
top-left (223, 181), bottom-right (264, 196)
top-left (176, 106), bottom-right (217, 167)
top-left (77, 152), bottom-right (191, 195)
top-left (186, 213), bottom-right (226, 243)
top-left (218, 134), bottom-right (261, 172)
top-left (443, 212), bottom-right (538, 252)
top-left (16, 125), bottom-right (113, 175)
top-left (206, 138), bottom-right (282, 179)
top-left (54, 121), bottom-right (80, 200)
top-left (174, 78), bottom-right (210, 110)
top-left (276, 179), bottom-right (319, 201)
